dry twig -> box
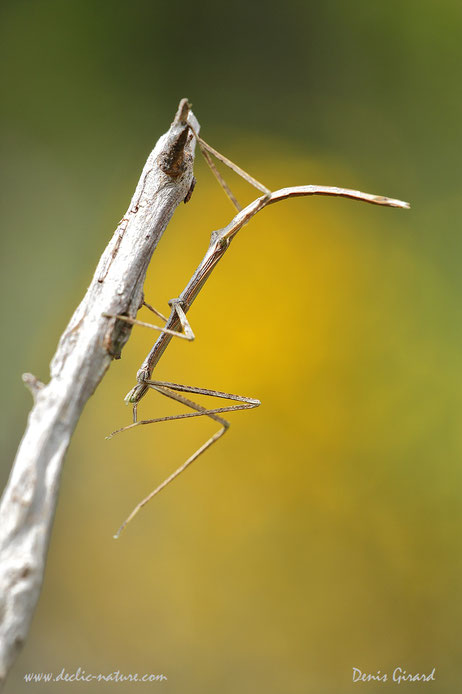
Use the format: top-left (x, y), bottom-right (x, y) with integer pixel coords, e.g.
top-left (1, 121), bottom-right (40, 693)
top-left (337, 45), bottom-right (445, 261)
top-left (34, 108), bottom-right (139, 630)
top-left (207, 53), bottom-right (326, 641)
top-left (0, 98), bottom-right (199, 689)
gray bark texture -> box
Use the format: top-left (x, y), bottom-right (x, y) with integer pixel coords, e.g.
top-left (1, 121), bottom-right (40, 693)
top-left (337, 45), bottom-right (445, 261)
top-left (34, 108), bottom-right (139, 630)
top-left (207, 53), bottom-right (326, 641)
top-left (0, 98), bottom-right (199, 689)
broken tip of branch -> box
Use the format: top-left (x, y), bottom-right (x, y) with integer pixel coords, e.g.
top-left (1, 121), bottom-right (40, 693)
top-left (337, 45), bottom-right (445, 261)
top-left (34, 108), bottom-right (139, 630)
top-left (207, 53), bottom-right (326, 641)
top-left (173, 97), bottom-right (191, 126)
top-left (160, 120), bottom-right (192, 178)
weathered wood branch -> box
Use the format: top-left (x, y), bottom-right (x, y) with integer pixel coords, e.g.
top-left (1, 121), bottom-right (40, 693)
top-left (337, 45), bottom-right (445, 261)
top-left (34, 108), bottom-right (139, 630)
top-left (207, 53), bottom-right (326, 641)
top-left (0, 98), bottom-right (199, 689)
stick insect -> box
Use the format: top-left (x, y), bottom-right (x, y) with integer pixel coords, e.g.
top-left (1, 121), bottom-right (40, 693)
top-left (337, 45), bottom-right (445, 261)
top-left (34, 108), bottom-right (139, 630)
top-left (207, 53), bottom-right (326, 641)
top-left (105, 127), bottom-right (410, 539)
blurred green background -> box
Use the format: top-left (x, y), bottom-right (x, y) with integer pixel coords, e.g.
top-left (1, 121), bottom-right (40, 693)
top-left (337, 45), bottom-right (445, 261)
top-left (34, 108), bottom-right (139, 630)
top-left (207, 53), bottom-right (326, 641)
top-left (1, 1), bottom-right (461, 692)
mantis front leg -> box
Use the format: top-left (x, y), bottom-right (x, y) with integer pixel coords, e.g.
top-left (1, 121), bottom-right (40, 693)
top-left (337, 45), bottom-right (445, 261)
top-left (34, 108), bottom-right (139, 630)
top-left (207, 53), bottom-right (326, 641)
top-left (103, 298), bottom-right (195, 342)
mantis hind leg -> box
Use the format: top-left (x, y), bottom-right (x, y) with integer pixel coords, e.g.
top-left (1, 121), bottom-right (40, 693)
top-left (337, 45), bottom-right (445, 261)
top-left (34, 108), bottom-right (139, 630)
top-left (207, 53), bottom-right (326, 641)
top-left (111, 380), bottom-right (260, 538)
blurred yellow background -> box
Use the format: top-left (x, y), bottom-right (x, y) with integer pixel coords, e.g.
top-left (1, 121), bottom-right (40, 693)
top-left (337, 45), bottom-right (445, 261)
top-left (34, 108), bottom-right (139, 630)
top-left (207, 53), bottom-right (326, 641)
top-left (1, 1), bottom-right (461, 692)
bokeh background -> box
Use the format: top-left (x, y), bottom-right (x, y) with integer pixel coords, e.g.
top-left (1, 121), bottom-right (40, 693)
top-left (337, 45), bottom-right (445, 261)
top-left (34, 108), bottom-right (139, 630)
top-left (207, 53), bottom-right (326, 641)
top-left (1, 1), bottom-right (461, 692)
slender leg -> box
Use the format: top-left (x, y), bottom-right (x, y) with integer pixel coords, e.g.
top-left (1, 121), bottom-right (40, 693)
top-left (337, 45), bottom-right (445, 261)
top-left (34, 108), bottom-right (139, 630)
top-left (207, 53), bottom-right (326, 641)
top-left (110, 380), bottom-right (260, 538)
top-left (199, 143), bottom-right (242, 212)
top-left (142, 300), bottom-right (168, 323)
top-left (188, 123), bottom-right (271, 202)
top-left (102, 299), bottom-right (195, 341)
top-left (107, 380), bottom-right (260, 438)
top-left (168, 299), bottom-right (195, 341)
top-left (197, 134), bottom-right (271, 194)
